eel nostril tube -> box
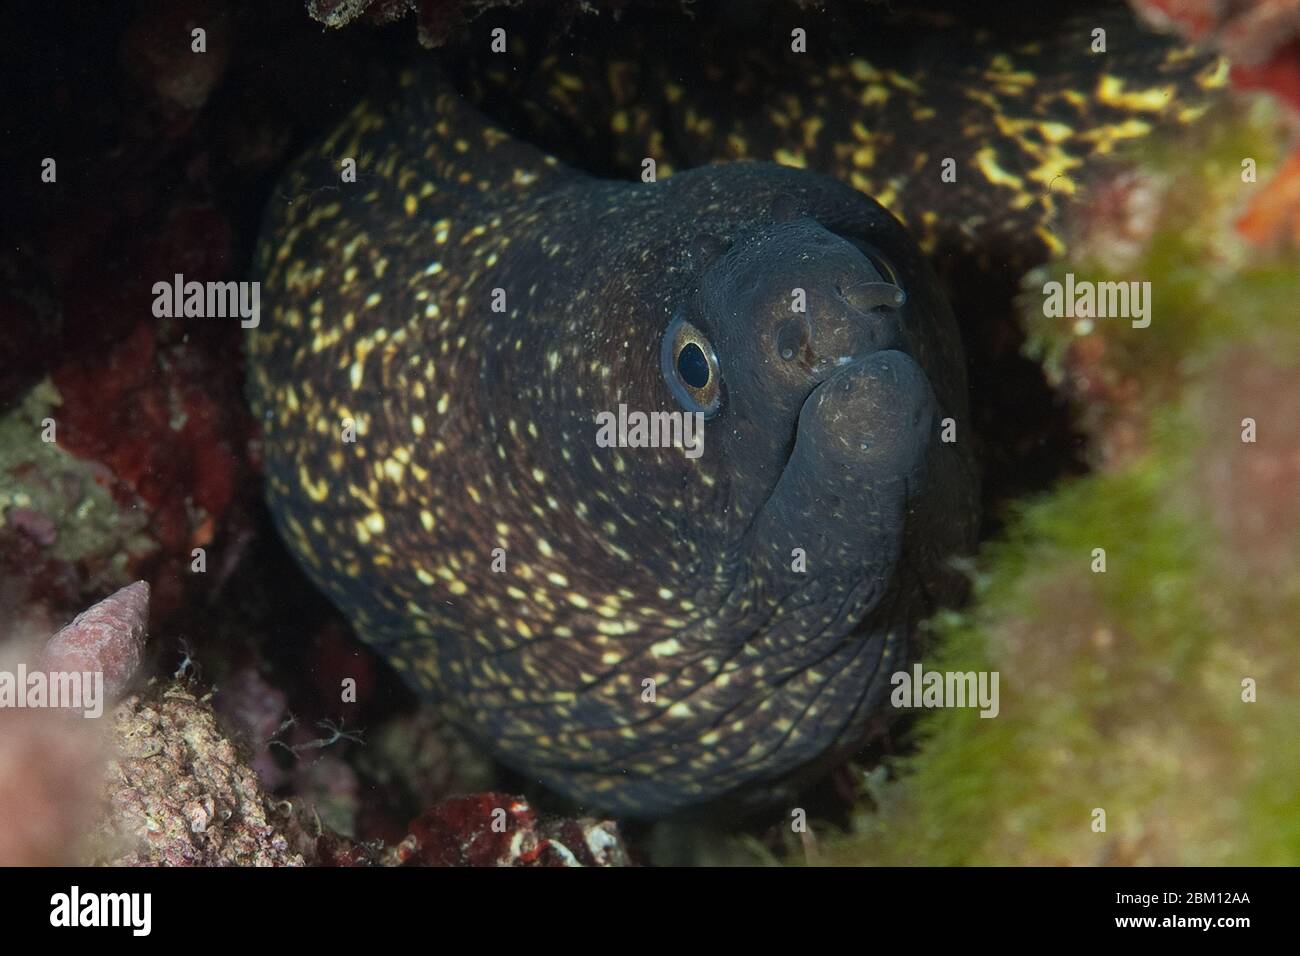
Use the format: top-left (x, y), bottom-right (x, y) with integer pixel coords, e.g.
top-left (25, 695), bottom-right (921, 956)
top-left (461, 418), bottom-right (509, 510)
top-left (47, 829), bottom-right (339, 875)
top-left (842, 280), bottom-right (907, 312)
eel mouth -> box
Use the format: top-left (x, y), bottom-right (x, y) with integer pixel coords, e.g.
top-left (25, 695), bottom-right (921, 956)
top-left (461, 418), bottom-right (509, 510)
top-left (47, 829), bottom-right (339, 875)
top-left (735, 347), bottom-right (938, 598)
top-left (733, 346), bottom-right (931, 550)
top-left (793, 279), bottom-right (909, 384)
top-left (792, 347), bottom-right (934, 471)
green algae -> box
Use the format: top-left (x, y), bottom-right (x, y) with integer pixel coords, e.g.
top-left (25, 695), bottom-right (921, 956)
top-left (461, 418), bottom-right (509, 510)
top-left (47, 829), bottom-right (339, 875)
top-left (0, 380), bottom-right (155, 590)
top-left (818, 100), bottom-right (1300, 866)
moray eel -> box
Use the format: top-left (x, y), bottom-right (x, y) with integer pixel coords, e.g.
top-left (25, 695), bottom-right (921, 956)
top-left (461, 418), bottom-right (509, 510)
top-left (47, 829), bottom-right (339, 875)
top-left (455, 3), bottom-right (1226, 278)
top-left (248, 69), bottom-right (977, 815)
top-left (248, 3), bottom-right (1223, 816)
top-left (448, 0), bottom-right (1226, 509)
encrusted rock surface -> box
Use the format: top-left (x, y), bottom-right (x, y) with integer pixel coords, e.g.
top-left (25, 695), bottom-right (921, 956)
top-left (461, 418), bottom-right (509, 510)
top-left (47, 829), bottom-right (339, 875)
top-left (94, 681), bottom-right (306, 866)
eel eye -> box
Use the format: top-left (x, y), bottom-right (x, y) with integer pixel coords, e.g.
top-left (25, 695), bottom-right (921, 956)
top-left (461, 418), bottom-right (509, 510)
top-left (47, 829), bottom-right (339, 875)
top-left (661, 313), bottom-right (722, 416)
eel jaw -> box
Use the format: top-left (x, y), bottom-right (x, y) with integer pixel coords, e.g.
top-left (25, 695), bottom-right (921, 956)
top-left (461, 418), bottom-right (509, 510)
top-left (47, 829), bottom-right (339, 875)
top-left (718, 349), bottom-right (940, 654)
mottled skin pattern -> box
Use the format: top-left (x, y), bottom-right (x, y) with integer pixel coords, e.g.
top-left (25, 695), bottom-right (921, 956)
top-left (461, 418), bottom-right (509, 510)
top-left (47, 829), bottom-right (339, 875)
top-left (248, 70), bottom-right (976, 814)
top-left (249, 3), bottom-right (1226, 816)
top-left (456, 5), bottom-right (1226, 274)
top-left (450, 1), bottom-right (1227, 518)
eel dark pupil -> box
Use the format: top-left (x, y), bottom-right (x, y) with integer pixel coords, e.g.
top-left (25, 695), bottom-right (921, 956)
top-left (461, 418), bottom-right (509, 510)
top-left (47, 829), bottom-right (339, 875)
top-left (677, 343), bottom-right (712, 389)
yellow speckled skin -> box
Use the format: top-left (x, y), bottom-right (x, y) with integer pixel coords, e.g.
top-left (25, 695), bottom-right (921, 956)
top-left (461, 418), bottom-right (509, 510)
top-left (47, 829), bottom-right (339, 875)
top-left (249, 68), bottom-right (978, 814)
top-left (456, 3), bottom-right (1225, 275)
top-left (248, 3), bottom-right (1224, 816)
